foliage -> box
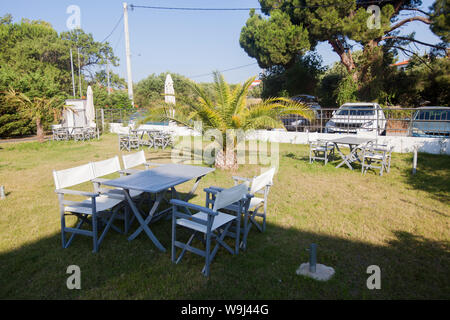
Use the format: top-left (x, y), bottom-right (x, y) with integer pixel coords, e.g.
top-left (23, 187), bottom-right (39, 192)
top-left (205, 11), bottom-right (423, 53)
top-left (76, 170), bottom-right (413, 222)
top-left (142, 71), bottom-right (314, 150)
top-left (241, 1), bottom-right (448, 106)
top-left (92, 85), bottom-right (132, 110)
top-left (0, 14), bottom-right (117, 137)
top-left (429, 0), bottom-right (450, 43)
top-left (334, 73), bottom-right (359, 106)
top-left (259, 52), bottom-right (325, 99)
top-left (3, 88), bottom-right (64, 141)
top-left (240, 9), bottom-right (310, 68)
top-left (387, 55), bottom-right (450, 106)
top-left (316, 62), bottom-right (347, 108)
top-left (134, 72), bottom-right (199, 109)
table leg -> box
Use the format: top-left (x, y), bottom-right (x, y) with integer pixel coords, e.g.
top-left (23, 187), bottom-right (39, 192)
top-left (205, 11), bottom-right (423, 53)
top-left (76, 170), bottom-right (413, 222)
top-left (171, 176), bottom-right (205, 216)
top-left (124, 189), bottom-right (166, 252)
top-left (334, 144), bottom-right (352, 169)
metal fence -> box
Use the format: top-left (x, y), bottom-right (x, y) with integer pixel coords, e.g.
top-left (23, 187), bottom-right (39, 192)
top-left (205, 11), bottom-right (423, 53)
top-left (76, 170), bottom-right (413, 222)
top-left (98, 106), bottom-right (450, 138)
top-left (96, 108), bottom-right (135, 125)
top-left (280, 107), bottom-right (450, 137)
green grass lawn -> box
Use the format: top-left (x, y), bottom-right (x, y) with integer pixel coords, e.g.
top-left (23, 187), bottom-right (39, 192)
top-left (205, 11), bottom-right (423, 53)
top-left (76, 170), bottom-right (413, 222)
top-left (0, 134), bottom-right (449, 299)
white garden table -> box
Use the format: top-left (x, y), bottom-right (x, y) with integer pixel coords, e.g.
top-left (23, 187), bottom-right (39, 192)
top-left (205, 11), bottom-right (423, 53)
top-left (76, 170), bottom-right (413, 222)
top-left (102, 164), bottom-right (215, 252)
top-left (327, 136), bottom-right (375, 170)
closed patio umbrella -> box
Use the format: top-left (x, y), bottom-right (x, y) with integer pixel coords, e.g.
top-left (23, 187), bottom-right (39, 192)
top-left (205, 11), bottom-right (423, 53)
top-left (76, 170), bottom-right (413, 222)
top-left (165, 74), bottom-right (176, 117)
top-left (85, 85), bottom-right (96, 126)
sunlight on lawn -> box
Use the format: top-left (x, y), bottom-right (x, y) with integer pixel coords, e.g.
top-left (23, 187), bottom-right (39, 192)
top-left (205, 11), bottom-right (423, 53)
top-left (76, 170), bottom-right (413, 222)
top-left (0, 134), bottom-right (449, 299)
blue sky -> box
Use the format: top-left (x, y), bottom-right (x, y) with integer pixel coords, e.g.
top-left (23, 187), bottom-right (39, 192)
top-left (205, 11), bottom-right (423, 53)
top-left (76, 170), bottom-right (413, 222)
top-left (1, 0), bottom-right (442, 84)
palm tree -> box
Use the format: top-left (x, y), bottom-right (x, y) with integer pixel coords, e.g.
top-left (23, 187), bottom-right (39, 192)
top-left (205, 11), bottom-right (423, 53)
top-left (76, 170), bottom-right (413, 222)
top-left (142, 71), bottom-right (314, 169)
top-left (3, 88), bottom-right (62, 142)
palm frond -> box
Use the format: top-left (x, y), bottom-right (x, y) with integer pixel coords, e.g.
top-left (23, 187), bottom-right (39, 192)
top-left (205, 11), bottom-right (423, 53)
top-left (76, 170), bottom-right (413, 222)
top-left (227, 76), bottom-right (255, 120)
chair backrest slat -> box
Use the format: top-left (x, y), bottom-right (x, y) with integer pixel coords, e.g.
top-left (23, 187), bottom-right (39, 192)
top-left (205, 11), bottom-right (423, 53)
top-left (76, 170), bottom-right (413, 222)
top-left (91, 156), bottom-right (121, 178)
top-left (213, 183), bottom-right (248, 212)
top-left (250, 167), bottom-right (276, 194)
top-left (122, 150), bottom-right (146, 170)
top-left (53, 163), bottom-right (95, 189)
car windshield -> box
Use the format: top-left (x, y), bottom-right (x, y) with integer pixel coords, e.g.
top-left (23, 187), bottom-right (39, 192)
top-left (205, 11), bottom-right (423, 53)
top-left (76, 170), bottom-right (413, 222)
top-left (415, 109), bottom-right (450, 121)
top-left (292, 96), bottom-right (318, 103)
top-left (336, 106), bottom-right (375, 116)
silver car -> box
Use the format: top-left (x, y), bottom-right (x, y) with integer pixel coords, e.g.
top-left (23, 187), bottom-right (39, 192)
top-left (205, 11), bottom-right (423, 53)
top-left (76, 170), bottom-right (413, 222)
top-left (410, 106), bottom-right (450, 137)
top-left (325, 103), bottom-right (387, 135)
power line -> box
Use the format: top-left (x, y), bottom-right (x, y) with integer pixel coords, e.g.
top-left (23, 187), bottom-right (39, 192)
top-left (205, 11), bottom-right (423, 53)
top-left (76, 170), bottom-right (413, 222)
top-left (188, 63), bottom-right (259, 79)
top-left (101, 13), bottom-right (124, 43)
top-left (130, 1), bottom-right (389, 12)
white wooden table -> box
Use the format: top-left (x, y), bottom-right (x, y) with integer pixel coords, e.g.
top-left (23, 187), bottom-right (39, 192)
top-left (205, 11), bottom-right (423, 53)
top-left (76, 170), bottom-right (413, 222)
top-left (102, 164), bottom-right (215, 252)
top-left (327, 136), bottom-right (375, 169)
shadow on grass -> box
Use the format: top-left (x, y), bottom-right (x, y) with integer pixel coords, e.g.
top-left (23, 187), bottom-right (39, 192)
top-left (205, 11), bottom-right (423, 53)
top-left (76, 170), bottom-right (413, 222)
top-left (402, 152), bottom-right (450, 204)
top-left (0, 209), bottom-right (448, 299)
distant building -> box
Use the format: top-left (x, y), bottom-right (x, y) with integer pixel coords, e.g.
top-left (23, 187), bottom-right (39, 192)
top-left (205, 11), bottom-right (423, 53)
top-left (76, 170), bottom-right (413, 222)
top-left (249, 80), bottom-right (261, 88)
top-left (63, 99), bottom-right (88, 128)
top-left (390, 60), bottom-right (410, 70)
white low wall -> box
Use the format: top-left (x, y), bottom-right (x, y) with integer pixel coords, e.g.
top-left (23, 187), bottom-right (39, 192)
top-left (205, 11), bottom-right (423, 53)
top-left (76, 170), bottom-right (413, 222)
top-left (109, 123), bottom-right (450, 155)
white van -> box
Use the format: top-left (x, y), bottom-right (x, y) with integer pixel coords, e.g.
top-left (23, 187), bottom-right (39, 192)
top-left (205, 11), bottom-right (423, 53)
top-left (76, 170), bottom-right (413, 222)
top-left (325, 103), bottom-right (387, 134)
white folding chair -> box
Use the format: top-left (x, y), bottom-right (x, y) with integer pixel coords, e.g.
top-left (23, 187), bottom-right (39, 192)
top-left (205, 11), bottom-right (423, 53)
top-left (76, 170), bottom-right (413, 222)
top-left (121, 150), bottom-right (161, 175)
top-left (118, 132), bottom-right (140, 151)
top-left (206, 167), bottom-right (276, 250)
top-left (170, 183), bottom-right (250, 277)
top-left (53, 163), bottom-right (125, 252)
top-left (361, 144), bottom-right (394, 176)
top-left (309, 140), bottom-right (335, 165)
top-left (90, 156), bottom-right (144, 233)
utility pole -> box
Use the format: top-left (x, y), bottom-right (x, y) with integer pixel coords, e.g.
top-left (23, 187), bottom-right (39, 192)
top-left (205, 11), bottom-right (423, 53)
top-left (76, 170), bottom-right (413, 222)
top-left (77, 48), bottom-right (82, 98)
top-left (123, 2), bottom-right (134, 105)
top-left (107, 60), bottom-right (111, 96)
top-left (70, 48), bottom-right (76, 97)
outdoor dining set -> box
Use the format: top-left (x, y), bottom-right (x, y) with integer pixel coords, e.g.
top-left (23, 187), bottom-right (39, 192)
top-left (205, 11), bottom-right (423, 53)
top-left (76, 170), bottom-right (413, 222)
top-left (119, 129), bottom-right (173, 152)
top-left (309, 136), bottom-right (394, 176)
top-left (52, 125), bottom-right (97, 142)
top-left (53, 150), bottom-right (275, 276)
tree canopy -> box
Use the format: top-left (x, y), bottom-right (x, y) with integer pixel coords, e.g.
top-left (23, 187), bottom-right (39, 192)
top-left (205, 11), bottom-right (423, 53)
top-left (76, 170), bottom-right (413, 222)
top-left (0, 14), bottom-right (123, 137)
top-left (240, 1), bottom-right (449, 106)
top-left (241, 1), bottom-right (447, 74)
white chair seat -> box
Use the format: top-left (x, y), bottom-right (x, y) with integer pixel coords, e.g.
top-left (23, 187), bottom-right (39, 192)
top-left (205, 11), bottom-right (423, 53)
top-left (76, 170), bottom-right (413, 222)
top-left (249, 197), bottom-right (264, 209)
top-left (65, 195), bottom-right (123, 215)
top-left (312, 145), bottom-right (333, 151)
top-left (177, 211), bottom-right (236, 233)
top-left (365, 153), bottom-right (384, 160)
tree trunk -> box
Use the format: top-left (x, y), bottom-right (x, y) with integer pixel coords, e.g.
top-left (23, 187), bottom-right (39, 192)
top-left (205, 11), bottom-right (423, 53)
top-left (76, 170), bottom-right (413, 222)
top-left (329, 39), bottom-right (358, 81)
top-left (36, 118), bottom-right (45, 142)
top-left (215, 148), bottom-right (238, 170)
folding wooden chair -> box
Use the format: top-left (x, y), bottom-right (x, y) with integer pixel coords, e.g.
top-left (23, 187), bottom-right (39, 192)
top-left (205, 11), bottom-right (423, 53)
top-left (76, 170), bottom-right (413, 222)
top-left (361, 144), bottom-right (394, 176)
top-left (208, 167), bottom-right (276, 250)
top-left (53, 163), bottom-right (125, 252)
top-left (309, 140), bottom-right (335, 165)
top-left (121, 150), bottom-right (162, 175)
top-left (90, 156), bottom-right (144, 233)
top-left (170, 183), bottom-right (249, 277)
top-left (118, 132), bottom-right (140, 151)
top-left (72, 128), bottom-right (85, 142)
